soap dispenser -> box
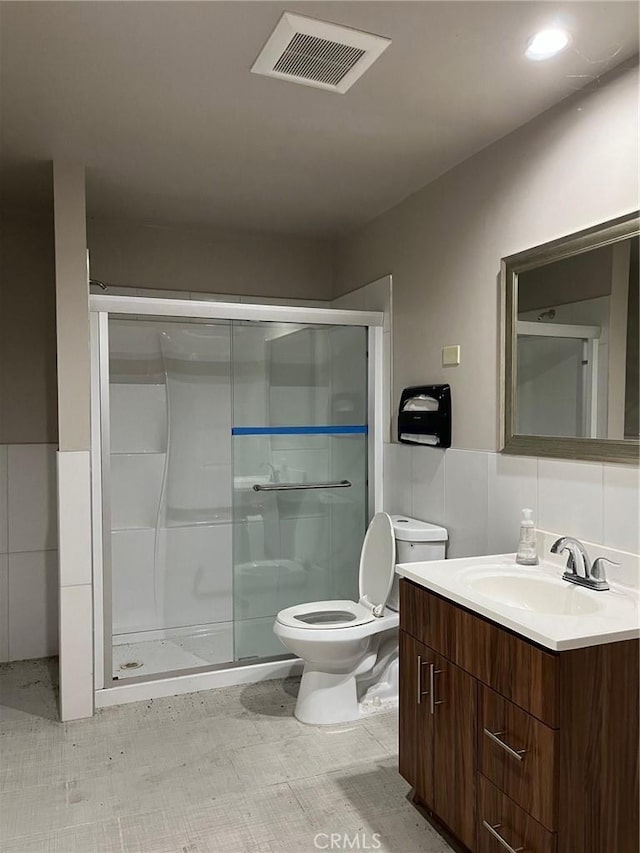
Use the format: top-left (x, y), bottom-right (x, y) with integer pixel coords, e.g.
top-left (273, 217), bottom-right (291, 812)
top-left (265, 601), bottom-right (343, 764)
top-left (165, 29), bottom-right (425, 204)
top-left (516, 508), bottom-right (538, 566)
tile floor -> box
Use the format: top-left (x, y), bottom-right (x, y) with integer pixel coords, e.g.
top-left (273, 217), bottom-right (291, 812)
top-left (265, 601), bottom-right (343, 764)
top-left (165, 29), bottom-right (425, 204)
top-left (0, 658), bottom-right (453, 853)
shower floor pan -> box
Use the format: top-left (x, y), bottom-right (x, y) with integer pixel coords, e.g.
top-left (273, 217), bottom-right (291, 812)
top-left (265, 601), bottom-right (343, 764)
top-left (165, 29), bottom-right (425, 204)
top-left (112, 623), bottom-right (233, 679)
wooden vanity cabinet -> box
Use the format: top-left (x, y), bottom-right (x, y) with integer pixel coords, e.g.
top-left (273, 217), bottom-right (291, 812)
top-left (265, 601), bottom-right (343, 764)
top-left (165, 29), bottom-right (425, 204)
top-left (398, 579), bottom-right (639, 853)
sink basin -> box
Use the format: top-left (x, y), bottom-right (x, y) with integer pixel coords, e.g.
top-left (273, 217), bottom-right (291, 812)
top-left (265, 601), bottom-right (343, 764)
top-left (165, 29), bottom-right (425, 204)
top-left (468, 573), bottom-right (603, 616)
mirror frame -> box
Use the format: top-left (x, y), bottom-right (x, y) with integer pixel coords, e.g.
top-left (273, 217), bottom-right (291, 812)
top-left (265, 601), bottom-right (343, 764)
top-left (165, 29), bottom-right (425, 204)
top-left (501, 210), bottom-right (640, 465)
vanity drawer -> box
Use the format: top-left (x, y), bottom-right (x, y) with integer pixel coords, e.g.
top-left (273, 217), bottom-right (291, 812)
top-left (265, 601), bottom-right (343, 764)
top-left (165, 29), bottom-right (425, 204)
top-left (477, 775), bottom-right (556, 853)
top-left (400, 580), bottom-right (559, 726)
top-left (478, 686), bottom-right (557, 831)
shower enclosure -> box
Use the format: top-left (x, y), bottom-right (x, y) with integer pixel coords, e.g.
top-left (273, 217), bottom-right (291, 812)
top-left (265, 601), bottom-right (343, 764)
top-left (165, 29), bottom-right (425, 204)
top-left (91, 295), bottom-right (383, 692)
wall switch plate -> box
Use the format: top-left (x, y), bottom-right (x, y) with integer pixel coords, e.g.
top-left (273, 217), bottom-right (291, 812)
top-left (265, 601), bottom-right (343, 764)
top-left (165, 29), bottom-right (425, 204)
top-left (442, 345), bottom-right (460, 366)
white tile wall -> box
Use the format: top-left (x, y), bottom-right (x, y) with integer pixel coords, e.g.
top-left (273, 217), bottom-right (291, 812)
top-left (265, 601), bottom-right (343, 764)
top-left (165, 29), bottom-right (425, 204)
top-left (7, 550), bottom-right (58, 660)
top-left (384, 442), bottom-right (640, 560)
top-left (603, 465), bottom-right (640, 554)
top-left (411, 447), bottom-right (446, 527)
top-left (538, 459), bottom-right (604, 544)
top-left (488, 453), bottom-right (538, 554)
top-left (0, 443), bottom-right (58, 662)
top-left (7, 444), bottom-right (57, 552)
top-left (57, 451), bottom-right (92, 586)
top-left (444, 449), bottom-right (489, 558)
top-left (59, 583), bottom-right (93, 720)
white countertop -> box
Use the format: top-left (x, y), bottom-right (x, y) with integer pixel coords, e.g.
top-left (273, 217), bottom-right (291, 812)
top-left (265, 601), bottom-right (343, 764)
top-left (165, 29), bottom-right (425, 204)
top-left (396, 553), bottom-right (640, 652)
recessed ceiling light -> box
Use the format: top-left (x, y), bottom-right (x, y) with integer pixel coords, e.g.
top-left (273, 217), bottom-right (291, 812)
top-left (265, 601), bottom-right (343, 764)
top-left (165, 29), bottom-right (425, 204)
top-left (525, 28), bottom-right (570, 61)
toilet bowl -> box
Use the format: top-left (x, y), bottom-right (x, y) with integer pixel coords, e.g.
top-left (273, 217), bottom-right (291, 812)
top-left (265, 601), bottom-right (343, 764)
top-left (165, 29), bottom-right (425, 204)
top-left (274, 512), bottom-right (448, 725)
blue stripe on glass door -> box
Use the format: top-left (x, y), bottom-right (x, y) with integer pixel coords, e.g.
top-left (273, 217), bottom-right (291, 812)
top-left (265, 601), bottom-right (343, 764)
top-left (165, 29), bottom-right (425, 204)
top-left (231, 425), bottom-right (368, 436)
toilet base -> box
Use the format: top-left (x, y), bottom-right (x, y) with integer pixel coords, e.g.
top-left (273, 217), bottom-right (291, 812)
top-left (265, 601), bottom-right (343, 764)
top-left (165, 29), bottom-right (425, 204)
top-left (294, 667), bottom-right (360, 725)
top-left (294, 651), bottom-right (399, 726)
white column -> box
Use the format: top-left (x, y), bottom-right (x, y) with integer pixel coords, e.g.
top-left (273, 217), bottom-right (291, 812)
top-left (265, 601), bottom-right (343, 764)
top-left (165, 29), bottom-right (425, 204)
top-left (53, 162), bottom-right (94, 720)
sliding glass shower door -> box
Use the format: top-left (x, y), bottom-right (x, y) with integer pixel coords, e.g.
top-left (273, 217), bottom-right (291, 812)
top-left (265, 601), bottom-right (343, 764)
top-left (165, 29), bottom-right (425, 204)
top-left (231, 322), bottom-right (368, 660)
top-left (107, 318), bottom-right (235, 679)
top-left (103, 313), bottom-right (369, 681)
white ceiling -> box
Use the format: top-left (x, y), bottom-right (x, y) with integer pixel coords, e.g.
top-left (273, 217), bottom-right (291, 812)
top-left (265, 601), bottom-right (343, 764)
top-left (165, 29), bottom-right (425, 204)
top-left (1, 1), bottom-right (638, 236)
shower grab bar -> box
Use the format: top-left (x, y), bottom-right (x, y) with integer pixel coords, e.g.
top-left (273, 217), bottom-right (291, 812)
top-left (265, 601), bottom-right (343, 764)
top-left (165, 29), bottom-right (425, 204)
top-left (252, 479), bottom-right (352, 492)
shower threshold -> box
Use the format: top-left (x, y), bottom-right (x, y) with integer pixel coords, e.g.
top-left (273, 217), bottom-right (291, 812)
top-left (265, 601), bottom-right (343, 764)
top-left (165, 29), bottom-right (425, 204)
top-left (97, 654), bottom-right (302, 708)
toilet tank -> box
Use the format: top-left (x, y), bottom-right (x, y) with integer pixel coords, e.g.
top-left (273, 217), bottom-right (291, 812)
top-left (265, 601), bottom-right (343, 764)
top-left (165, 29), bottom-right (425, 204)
top-left (387, 515), bottom-right (448, 611)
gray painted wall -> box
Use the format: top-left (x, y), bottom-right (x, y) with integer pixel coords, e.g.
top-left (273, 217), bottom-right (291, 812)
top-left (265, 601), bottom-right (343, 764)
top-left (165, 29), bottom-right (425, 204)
top-left (333, 66), bottom-right (639, 451)
top-left (87, 219), bottom-right (333, 301)
top-left (0, 209), bottom-right (57, 445)
top-left (0, 212), bottom-right (334, 446)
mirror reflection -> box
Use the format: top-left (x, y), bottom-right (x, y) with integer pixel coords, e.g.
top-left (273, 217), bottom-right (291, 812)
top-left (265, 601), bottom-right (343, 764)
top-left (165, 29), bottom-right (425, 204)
top-left (516, 236), bottom-right (639, 440)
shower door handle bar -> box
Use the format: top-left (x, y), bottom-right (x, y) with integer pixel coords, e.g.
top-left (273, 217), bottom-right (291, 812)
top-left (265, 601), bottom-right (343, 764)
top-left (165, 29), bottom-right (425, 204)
top-left (252, 479), bottom-right (352, 492)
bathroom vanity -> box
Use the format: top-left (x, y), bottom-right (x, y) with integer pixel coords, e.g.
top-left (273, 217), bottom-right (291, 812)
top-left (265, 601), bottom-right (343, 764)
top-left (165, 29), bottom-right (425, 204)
top-left (397, 556), bottom-right (639, 853)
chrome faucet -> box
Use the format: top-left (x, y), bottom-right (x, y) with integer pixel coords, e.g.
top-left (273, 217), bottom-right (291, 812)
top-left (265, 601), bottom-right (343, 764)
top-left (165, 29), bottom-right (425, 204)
top-left (550, 536), bottom-right (617, 591)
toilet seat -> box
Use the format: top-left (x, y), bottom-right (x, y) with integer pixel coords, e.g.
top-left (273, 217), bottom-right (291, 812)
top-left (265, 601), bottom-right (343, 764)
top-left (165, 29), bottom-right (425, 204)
top-left (276, 513), bottom-right (397, 632)
top-left (276, 599), bottom-right (376, 630)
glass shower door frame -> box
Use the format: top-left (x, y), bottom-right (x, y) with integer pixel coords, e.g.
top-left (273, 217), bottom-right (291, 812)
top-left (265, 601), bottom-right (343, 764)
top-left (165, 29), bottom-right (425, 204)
top-left (90, 294), bottom-right (384, 690)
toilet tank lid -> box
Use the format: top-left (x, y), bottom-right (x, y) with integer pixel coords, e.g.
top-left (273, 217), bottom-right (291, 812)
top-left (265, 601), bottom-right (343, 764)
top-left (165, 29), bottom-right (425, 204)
top-left (391, 515), bottom-right (448, 543)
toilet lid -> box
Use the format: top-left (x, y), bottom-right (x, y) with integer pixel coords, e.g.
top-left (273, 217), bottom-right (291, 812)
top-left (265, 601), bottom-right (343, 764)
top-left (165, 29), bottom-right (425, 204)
top-left (359, 512), bottom-right (396, 612)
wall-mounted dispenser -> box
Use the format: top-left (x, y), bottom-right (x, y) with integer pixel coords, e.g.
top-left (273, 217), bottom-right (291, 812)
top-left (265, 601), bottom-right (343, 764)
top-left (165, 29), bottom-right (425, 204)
top-left (398, 384), bottom-right (451, 447)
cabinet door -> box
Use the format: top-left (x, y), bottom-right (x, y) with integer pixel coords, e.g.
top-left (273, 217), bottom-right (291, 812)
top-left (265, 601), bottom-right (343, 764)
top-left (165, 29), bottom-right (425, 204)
top-left (399, 630), bottom-right (435, 807)
top-left (432, 650), bottom-right (477, 850)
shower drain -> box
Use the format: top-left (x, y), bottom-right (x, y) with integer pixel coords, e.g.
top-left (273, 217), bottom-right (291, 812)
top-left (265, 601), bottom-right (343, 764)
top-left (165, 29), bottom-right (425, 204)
top-left (120, 660), bottom-right (143, 671)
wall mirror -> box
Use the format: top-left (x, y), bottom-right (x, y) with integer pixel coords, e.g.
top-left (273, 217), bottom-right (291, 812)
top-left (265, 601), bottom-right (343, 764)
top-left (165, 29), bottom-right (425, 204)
top-left (502, 211), bottom-right (639, 464)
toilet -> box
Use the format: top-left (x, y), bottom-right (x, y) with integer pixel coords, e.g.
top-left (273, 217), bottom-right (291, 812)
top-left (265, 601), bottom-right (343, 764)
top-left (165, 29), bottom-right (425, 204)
top-left (274, 512), bottom-right (448, 725)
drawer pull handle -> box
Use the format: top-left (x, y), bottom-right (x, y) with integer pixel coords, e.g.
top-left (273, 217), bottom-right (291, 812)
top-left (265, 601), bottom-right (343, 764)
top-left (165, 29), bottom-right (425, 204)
top-left (416, 655), bottom-right (429, 704)
top-left (483, 728), bottom-right (527, 762)
top-left (482, 821), bottom-right (525, 853)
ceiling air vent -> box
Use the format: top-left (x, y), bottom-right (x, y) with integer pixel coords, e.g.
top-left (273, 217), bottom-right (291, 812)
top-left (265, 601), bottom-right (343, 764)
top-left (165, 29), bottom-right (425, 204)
top-left (251, 12), bottom-right (391, 94)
